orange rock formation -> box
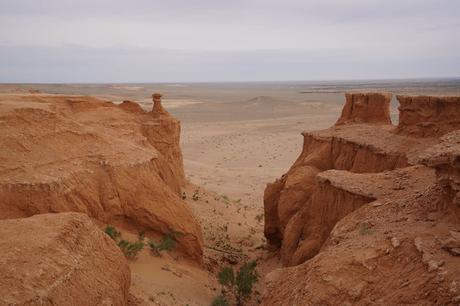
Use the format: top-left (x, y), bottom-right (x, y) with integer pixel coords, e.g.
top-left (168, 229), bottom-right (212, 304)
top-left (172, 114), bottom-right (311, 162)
top-left (396, 95), bottom-right (460, 137)
top-left (0, 212), bottom-right (130, 306)
top-left (335, 92), bottom-right (392, 125)
top-left (0, 93), bottom-right (202, 264)
top-left (264, 93), bottom-right (460, 267)
top-left (262, 93), bottom-right (460, 305)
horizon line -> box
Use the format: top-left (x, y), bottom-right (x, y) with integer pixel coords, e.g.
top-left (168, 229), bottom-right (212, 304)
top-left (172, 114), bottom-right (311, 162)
top-left (1, 76), bottom-right (460, 85)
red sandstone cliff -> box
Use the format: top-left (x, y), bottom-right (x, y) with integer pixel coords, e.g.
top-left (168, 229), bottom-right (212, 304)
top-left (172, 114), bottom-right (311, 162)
top-left (397, 95), bottom-right (460, 137)
top-left (0, 93), bottom-right (202, 264)
top-left (262, 93), bottom-right (460, 305)
top-left (335, 92), bottom-right (392, 125)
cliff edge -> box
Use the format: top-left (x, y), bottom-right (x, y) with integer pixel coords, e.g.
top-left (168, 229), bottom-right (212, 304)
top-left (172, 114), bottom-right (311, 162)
top-left (0, 93), bottom-right (202, 264)
top-left (262, 92), bottom-right (460, 305)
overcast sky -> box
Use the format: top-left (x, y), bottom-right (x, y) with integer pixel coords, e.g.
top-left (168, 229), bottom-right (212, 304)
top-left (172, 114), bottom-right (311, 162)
top-left (0, 0), bottom-right (459, 82)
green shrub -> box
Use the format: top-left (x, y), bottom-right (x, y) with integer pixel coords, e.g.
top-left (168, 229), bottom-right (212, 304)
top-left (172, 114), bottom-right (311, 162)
top-left (148, 231), bottom-right (181, 255)
top-left (211, 295), bottom-right (229, 306)
top-left (217, 261), bottom-right (258, 306)
top-left (103, 225), bottom-right (144, 259)
top-left (235, 261), bottom-right (258, 302)
top-left (118, 239), bottom-right (144, 259)
top-left (104, 225), bottom-right (121, 241)
top-left (217, 266), bottom-right (235, 287)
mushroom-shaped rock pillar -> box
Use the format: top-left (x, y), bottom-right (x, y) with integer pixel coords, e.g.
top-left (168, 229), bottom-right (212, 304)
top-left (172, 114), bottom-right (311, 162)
top-left (151, 93), bottom-right (169, 117)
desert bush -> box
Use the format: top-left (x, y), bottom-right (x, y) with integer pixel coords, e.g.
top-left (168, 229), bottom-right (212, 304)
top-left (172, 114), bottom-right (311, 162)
top-left (218, 266), bottom-right (235, 287)
top-left (103, 225), bottom-right (144, 259)
top-left (148, 230), bottom-right (181, 255)
top-left (216, 261), bottom-right (258, 306)
top-left (118, 239), bottom-right (144, 259)
top-left (104, 225), bottom-right (121, 241)
top-left (235, 261), bottom-right (258, 303)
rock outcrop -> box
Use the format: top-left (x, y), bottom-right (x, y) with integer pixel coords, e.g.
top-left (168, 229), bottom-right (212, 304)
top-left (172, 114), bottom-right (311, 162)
top-left (264, 92), bottom-right (459, 266)
top-left (396, 95), bottom-right (460, 137)
top-left (0, 212), bottom-right (130, 306)
top-left (262, 93), bottom-right (460, 305)
top-left (0, 93), bottom-right (202, 264)
top-left (335, 92), bottom-right (392, 125)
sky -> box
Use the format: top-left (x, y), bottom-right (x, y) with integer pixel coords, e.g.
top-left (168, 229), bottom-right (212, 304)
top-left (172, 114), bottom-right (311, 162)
top-left (0, 0), bottom-right (459, 83)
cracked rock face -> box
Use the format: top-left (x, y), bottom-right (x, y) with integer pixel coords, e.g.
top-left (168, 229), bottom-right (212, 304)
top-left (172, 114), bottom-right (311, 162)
top-left (0, 212), bottom-right (131, 306)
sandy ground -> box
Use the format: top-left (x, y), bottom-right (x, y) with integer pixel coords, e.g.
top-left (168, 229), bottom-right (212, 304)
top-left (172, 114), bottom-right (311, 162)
top-left (119, 96), bottom-right (342, 305)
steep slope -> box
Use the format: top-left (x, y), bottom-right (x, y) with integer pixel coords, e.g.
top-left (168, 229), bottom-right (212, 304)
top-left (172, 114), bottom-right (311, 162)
top-left (262, 93), bottom-right (460, 305)
top-left (0, 212), bottom-right (130, 306)
top-left (0, 93), bottom-right (202, 263)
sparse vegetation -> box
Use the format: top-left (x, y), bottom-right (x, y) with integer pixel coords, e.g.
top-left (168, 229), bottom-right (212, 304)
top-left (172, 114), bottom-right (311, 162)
top-left (103, 225), bottom-right (144, 259)
top-left (148, 230), bottom-right (181, 256)
top-left (118, 239), bottom-right (144, 259)
top-left (103, 225), bottom-right (183, 258)
top-left (192, 190), bottom-right (200, 201)
top-left (214, 261), bottom-right (258, 306)
top-left (104, 225), bottom-right (121, 241)
top-left (211, 295), bottom-right (230, 306)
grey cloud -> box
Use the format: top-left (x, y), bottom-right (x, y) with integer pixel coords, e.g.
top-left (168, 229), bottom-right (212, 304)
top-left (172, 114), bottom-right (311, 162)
top-left (0, 0), bottom-right (459, 82)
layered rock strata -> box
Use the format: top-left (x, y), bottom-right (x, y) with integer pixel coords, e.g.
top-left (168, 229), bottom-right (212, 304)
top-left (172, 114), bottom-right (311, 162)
top-left (335, 92), bottom-right (392, 125)
top-left (262, 93), bottom-right (460, 305)
top-left (397, 95), bottom-right (460, 137)
top-left (265, 93), bottom-right (459, 266)
top-left (0, 93), bottom-right (202, 263)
